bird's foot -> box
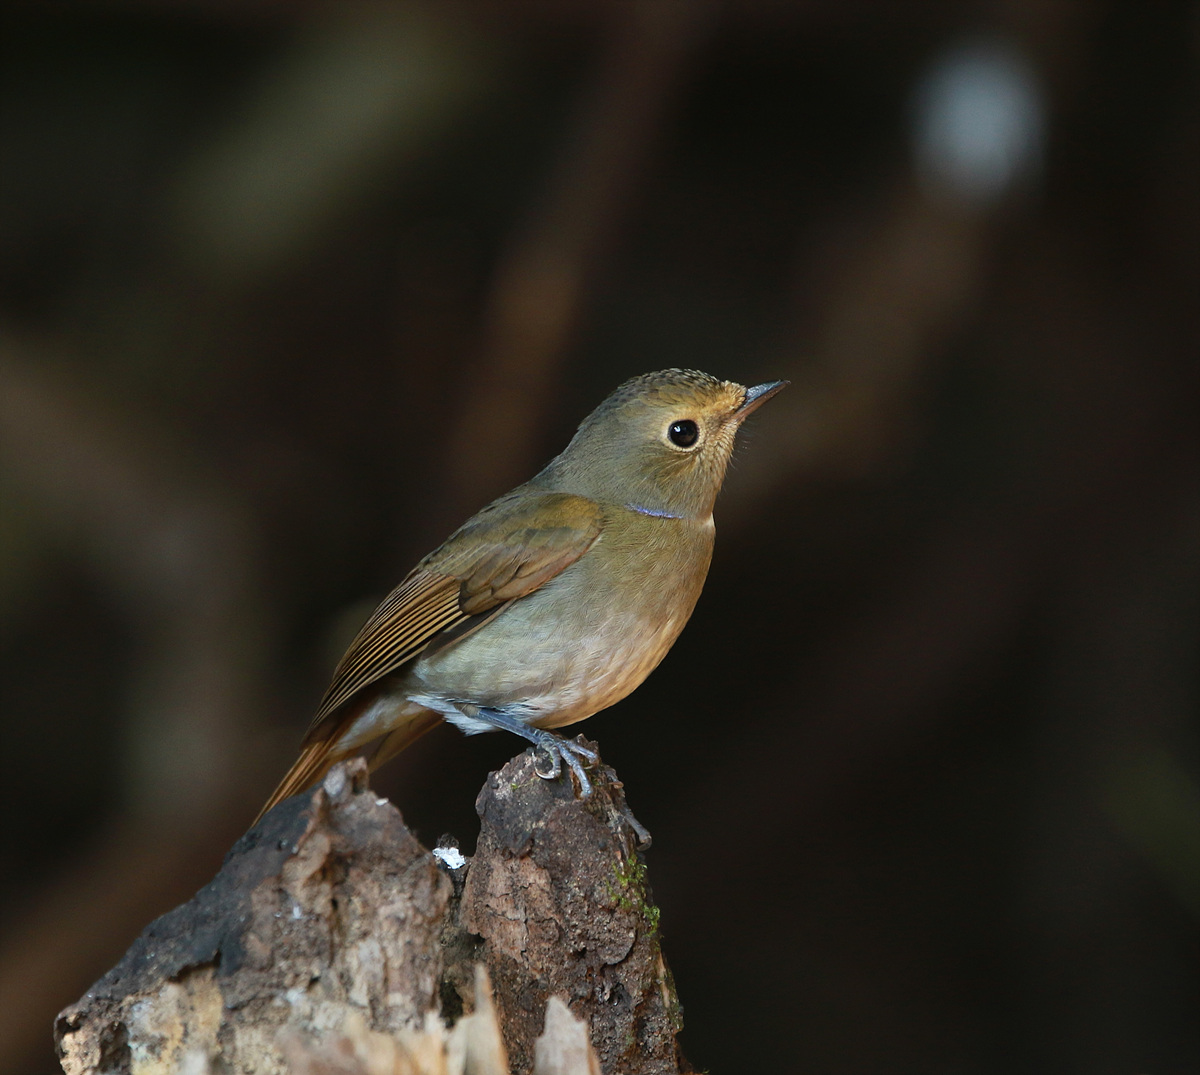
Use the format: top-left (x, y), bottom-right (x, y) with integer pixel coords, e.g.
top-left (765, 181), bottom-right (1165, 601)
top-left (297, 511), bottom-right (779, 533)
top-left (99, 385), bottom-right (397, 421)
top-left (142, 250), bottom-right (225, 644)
top-left (531, 732), bottom-right (599, 798)
top-left (460, 706), bottom-right (600, 799)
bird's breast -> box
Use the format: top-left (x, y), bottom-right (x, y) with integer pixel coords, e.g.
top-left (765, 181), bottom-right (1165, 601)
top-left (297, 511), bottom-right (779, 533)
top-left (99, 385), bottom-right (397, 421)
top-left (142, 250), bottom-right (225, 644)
top-left (407, 513), bottom-right (713, 727)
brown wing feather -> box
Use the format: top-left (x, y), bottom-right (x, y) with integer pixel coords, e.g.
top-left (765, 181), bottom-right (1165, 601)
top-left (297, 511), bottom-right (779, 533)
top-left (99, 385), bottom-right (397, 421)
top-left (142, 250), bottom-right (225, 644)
top-left (255, 491), bottom-right (603, 822)
top-left (306, 571), bottom-right (464, 734)
top-left (255, 736), bottom-right (344, 821)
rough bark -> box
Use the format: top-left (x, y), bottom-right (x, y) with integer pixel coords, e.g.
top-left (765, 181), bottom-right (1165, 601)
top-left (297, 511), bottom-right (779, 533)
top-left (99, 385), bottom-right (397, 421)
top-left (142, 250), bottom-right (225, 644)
top-left (458, 752), bottom-right (682, 1075)
top-left (54, 744), bottom-right (689, 1075)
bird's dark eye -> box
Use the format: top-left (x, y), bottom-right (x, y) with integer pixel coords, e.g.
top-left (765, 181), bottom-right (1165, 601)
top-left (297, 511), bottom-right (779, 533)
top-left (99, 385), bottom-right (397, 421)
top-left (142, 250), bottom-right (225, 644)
top-left (667, 419), bottom-right (699, 448)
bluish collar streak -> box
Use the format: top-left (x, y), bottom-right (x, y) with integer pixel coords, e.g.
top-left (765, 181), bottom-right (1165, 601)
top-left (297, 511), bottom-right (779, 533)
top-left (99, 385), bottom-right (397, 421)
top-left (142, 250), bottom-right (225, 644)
top-left (625, 503), bottom-right (683, 519)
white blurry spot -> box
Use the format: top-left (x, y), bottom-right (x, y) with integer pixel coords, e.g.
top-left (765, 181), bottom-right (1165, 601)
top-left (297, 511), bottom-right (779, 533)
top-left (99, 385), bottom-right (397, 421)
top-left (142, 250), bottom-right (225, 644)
top-left (178, 1051), bottom-right (212, 1075)
top-left (913, 39), bottom-right (1044, 206)
top-left (291, 904), bottom-right (303, 919)
top-left (375, 796), bottom-right (389, 806)
top-left (433, 844), bottom-right (466, 870)
top-left (322, 763), bottom-right (347, 800)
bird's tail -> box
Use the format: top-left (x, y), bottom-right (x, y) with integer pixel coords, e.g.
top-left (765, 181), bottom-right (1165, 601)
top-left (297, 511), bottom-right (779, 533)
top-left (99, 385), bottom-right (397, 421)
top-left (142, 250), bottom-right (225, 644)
top-left (253, 737), bottom-right (344, 824)
top-left (253, 707), bottom-right (443, 825)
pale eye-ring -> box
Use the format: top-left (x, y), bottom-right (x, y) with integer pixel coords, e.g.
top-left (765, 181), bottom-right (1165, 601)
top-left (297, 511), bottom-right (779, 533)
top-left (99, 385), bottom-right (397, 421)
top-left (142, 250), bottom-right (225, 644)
top-left (667, 419), bottom-right (699, 448)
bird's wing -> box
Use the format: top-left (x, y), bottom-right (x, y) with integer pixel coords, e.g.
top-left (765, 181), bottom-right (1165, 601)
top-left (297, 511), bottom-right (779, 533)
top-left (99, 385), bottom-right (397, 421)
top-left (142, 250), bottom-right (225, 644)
top-left (255, 491), bottom-right (604, 822)
top-left (304, 491), bottom-right (604, 739)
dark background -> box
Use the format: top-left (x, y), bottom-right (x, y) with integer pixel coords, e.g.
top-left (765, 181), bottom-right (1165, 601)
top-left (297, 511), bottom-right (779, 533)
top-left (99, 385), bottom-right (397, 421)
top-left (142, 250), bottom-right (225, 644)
top-left (1, 3), bottom-right (1197, 1072)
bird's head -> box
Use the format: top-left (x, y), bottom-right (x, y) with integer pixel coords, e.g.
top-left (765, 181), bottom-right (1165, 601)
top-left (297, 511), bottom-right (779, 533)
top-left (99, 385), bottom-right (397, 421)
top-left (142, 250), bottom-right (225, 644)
top-left (546, 368), bottom-right (787, 520)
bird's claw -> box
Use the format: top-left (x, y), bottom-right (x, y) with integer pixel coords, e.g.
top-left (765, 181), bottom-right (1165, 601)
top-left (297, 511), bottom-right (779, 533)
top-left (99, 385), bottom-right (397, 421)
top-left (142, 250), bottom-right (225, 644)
top-left (532, 734), bottom-right (598, 798)
top-left (532, 744), bottom-right (558, 779)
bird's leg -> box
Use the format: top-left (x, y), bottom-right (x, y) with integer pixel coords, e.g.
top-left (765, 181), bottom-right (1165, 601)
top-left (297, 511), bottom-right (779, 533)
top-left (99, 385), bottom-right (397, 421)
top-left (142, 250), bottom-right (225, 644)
top-left (462, 705), bottom-right (599, 798)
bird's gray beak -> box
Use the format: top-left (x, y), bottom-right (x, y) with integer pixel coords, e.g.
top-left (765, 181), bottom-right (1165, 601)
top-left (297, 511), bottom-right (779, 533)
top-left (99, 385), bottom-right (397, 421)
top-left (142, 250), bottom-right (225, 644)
top-left (735, 379), bottom-right (789, 420)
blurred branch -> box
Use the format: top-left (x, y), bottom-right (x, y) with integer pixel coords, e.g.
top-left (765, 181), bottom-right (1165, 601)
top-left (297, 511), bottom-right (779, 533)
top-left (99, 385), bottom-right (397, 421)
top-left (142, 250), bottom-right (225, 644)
top-left (0, 337), bottom-right (272, 814)
top-left (722, 184), bottom-right (990, 523)
top-left (723, 0), bottom-right (1092, 525)
top-left (434, 2), bottom-right (710, 528)
top-left (0, 334), bottom-right (276, 1073)
top-left (169, 7), bottom-right (497, 283)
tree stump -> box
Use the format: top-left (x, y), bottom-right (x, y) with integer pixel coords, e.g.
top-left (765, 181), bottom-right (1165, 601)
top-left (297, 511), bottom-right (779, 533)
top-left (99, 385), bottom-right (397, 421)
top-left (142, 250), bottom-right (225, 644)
top-left (54, 744), bottom-right (691, 1075)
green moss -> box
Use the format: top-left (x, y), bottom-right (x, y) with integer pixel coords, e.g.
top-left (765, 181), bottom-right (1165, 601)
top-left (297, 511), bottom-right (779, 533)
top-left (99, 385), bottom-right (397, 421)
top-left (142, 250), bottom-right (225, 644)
top-left (607, 854), bottom-right (661, 934)
top-left (508, 769), bottom-right (539, 792)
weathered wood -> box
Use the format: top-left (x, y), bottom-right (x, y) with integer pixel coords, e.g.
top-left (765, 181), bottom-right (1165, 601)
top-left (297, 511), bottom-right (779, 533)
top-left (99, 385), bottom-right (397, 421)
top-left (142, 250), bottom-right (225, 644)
top-left (54, 746), bottom-right (688, 1075)
top-left (458, 750), bottom-right (684, 1075)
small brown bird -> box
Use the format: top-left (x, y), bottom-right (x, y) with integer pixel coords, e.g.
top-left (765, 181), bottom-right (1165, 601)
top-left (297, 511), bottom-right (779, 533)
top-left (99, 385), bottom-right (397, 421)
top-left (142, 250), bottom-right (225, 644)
top-left (258, 368), bottom-right (785, 820)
